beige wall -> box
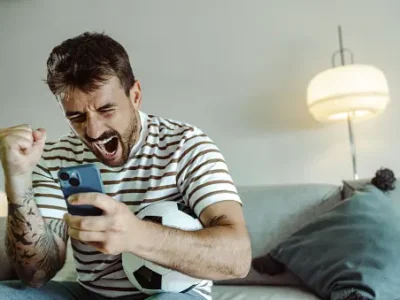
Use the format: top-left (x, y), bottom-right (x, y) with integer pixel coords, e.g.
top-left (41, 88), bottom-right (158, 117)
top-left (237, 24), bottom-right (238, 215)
top-left (0, 191), bottom-right (7, 217)
top-left (0, 0), bottom-right (399, 187)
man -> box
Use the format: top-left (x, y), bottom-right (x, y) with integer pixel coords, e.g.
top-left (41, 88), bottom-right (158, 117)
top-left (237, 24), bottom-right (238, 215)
top-left (0, 32), bottom-right (251, 299)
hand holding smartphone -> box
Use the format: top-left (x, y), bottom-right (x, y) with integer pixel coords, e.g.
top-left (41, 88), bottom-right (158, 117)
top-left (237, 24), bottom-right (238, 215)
top-left (57, 164), bottom-right (105, 216)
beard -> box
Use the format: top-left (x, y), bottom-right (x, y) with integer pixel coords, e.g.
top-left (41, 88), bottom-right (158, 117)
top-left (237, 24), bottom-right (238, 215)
top-left (72, 112), bottom-right (139, 168)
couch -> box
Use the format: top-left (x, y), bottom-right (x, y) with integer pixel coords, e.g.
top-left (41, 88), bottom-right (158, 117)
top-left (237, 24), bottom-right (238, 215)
top-left (0, 182), bottom-right (344, 299)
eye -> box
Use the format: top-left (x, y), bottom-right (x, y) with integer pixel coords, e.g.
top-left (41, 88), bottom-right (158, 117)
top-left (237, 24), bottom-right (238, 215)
top-left (100, 108), bottom-right (114, 112)
top-left (100, 108), bottom-right (115, 116)
top-left (69, 114), bottom-right (86, 123)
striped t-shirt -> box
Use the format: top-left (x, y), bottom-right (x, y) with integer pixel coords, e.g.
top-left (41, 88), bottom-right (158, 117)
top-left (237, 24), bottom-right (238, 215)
top-left (32, 110), bottom-right (242, 299)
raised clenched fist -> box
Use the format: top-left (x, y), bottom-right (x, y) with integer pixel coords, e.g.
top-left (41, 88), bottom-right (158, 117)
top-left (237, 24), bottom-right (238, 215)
top-left (0, 125), bottom-right (46, 178)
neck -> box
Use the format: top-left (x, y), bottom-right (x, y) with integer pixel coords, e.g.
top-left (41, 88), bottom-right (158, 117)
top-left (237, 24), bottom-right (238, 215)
top-left (132, 109), bottom-right (142, 144)
top-left (127, 109), bottom-right (143, 157)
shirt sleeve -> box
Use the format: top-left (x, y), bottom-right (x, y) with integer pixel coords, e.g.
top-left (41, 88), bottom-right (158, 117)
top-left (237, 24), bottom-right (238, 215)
top-left (32, 157), bottom-right (67, 219)
top-left (177, 127), bottom-right (242, 217)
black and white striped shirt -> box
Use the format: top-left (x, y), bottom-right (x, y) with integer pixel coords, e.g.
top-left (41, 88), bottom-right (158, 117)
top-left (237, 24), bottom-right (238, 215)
top-left (32, 111), bottom-right (241, 299)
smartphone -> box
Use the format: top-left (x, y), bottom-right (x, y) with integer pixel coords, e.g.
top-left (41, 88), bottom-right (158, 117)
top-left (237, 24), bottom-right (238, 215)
top-left (57, 164), bottom-right (105, 216)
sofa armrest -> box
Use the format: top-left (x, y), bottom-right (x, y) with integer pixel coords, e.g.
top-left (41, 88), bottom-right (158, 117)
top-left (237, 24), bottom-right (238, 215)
top-left (0, 217), bottom-right (18, 281)
top-left (0, 191), bottom-right (7, 217)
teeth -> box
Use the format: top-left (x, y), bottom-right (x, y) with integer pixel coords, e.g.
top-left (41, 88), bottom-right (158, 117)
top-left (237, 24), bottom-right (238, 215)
top-left (95, 136), bottom-right (115, 145)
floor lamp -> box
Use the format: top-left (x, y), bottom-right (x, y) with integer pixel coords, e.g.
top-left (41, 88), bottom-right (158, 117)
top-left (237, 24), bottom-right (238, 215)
top-left (307, 26), bottom-right (390, 180)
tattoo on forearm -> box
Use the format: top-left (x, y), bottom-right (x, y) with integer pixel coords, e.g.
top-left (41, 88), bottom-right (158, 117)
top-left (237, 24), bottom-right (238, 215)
top-left (7, 187), bottom-right (35, 260)
top-left (20, 249), bottom-right (36, 259)
top-left (21, 187), bottom-right (34, 205)
top-left (209, 215), bottom-right (227, 227)
top-left (8, 203), bottom-right (25, 224)
top-left (47, 219), bottom-right (68, 242)
top-left (6, 186), bottom-right (64, 286)
top-left (35, 223), bottom-right (62, 280)
top-left (11, 229), bottom-right (32, 245)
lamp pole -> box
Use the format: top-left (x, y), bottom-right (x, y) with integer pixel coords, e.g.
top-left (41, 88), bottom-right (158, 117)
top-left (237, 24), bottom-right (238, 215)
top-left (336, 26), bottom-right (359, 180)
top-left (347, 114), bottom-right (358, 180)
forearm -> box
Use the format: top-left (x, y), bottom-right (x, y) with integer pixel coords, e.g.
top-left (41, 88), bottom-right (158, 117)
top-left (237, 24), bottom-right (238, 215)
top-left (5, 175), bottom-right (64, 287)
top-left (133, 220), bottom-right (251, 281)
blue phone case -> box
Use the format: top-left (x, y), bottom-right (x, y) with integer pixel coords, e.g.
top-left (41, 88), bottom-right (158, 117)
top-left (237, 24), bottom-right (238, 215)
top-left (57, 164), bottom-right (105, 216)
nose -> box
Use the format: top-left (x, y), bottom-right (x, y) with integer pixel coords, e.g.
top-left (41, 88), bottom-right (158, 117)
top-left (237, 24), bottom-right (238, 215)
top-left (85, 114), bottom-right (105, 140)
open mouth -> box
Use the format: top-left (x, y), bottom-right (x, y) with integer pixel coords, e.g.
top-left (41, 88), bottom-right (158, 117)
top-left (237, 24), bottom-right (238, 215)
top-left (93, 136), bottom-right (119, 158)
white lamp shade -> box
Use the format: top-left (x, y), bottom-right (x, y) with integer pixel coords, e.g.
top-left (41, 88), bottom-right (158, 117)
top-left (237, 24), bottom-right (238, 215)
top-left (307, 64), bottom-right (390, 123)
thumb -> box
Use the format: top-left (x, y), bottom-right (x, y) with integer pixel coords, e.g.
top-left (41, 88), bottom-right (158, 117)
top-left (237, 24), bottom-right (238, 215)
top-left (32, 128), bottom-right (47, 143)
top-left (32, 128), bottom-right (47, 153)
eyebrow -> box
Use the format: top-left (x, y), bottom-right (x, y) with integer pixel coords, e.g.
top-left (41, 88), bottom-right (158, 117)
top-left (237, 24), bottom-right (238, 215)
top-left (65, 103), bottom-right (117, 117)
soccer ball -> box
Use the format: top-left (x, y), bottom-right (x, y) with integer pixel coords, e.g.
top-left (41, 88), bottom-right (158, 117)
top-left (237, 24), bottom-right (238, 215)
top-left (122, 201), bottom-right (204, 295)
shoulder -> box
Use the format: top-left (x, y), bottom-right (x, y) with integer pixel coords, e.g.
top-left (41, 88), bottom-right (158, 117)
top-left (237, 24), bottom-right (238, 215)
top-left (43, 132), bottom-right (84, 154)
top-left (146, 113), bottom-right (212, 142)
top-left (144, 113), bottom-right (214, 150)
top-left (147, 114), bottom-right (195, 133)
top-left (39, 133), bottom-right (85, 171)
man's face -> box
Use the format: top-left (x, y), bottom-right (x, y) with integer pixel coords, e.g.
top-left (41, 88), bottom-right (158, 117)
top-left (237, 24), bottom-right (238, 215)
top-left (60, 76), bottom-right (142, 167)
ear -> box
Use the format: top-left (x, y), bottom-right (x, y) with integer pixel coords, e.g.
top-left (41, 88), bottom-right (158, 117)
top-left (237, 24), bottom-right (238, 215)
top-left (129, 80), bottom-right (142, 109)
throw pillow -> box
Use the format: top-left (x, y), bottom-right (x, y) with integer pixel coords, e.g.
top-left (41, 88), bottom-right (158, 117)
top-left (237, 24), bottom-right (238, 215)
top-left (342, 168), bottom-right (397, 200)
top-left (253, 184), bottom-right (400, 300)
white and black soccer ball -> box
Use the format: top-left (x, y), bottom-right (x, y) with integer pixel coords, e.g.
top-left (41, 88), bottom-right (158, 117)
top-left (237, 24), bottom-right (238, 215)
top-left (122, 201), bottom-right (203, 295)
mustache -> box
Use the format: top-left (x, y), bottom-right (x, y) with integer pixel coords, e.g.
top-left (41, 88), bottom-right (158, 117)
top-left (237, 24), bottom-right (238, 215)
top-left (85, 131), bottom-right (118, 143)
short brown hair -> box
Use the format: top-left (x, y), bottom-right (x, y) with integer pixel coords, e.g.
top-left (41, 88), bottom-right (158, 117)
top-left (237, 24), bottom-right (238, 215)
top-left (46, 32), bottom-right (135, 98)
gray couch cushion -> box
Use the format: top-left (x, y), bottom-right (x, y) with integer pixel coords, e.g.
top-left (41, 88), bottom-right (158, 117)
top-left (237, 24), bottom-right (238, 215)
top-left (216, 184), bottom-right (341, 286)
top-left (212, 285), bottom-right (319, 300)
top-left (266, 185), bottom-right (400, 300)
top-left (49, 183), bottom-right (341, 288)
